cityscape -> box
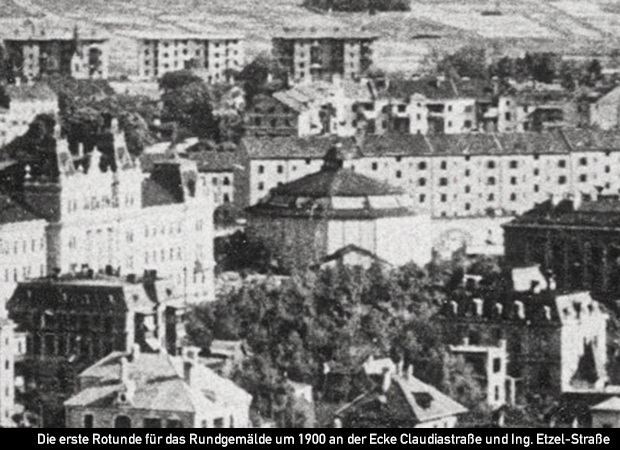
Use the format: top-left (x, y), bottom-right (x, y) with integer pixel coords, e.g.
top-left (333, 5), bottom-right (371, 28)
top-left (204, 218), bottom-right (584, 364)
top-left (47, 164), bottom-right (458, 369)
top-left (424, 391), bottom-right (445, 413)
top-left (2, 0), bottom-right (620, 429)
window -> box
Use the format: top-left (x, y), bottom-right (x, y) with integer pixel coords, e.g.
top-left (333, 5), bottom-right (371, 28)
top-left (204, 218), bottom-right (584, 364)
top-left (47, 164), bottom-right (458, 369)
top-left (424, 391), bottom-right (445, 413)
top-left (579, 174), bottom-right (587, 183)
top-left (419, 194), bottom-right (426, 203)
top-left (465, 203), bottom-right (471, 211)
top-left (439, 177), bottom-right (448, 187)
top-left (510, 193), bottom-right (517, 201)
top-left (115, 416), bottom-right (131, 429)
top-left (465, 185), bottom-right (471, 194)
top-left (534, 184), bottom-right (539, 192)
top-left (258, 165), bottom-right (264, 174)
top-left (558, 176), bottom-right (567, 185)
top-left (505, 112), bottom-right (511, 121)
top-left (579, 157), bottom-right (588, 166)
top-left (487, 160), bottom-right (496, 169)
top-left (214, 418), bottom-right (224, 428)
top-left (84, 415), bottom-right (94, 428)
top-left (418, 162), bottom-right (427, 170)
top-left (488, 193), bottom-right (495, 201)
top-left (144, 418), bottom-right (162, 428)
top-left (558, 160), bottom-right (566, 168)
top-left (487, 176), bottom-right (496, 186)
top-left (371, 162), bottom-right (378, 171)
top-left (167, 419), bottom-right (183, 428)
top-left (277, 165), bottom-right (283, 174)
top-left (510, 177), bottom-right (517, 185)
top-left (533, 168), bottom-right (540, 176)
top-left (258, 182), bottom-right (264, 191)
top-left (440, 194), bottom-right (447, 203)
top-left (396, 170), bottom-right (402, 179)
top-left (465, 169), bottom-right (471, 177)
top-left (606, 165), bottom-right (611, 173)
top-left (509, 160), bottom-right (518, 169)
top-left (440, 160), bottom-right (447, 170)
top-left (464, 120), bottom-right (472, 128)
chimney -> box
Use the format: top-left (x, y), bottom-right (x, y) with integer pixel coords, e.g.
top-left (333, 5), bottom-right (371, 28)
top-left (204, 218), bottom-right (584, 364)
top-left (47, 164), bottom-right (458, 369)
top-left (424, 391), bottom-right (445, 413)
top-left (105, 265), bottom-right (114, 276)
top-left (182, 346), bottom-right (199, 387)
top-left (543, 305), bottom-right (551, 320)
top-left (514, 300), bottom-right (525, 319)
top-left (381, 367), bottom-right (392, 394)
top-left (495, 303), bottom-right (503, 317)
top-left (120, 355), bottom-right (129, 385)
top-left (450, 300), bottom-right (458, 315)
top-left (126, 273), bottom-right (136, 284)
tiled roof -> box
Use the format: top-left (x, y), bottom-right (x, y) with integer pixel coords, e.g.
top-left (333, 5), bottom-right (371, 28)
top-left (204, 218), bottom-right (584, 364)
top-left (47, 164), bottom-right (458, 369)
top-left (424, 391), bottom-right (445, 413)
top-left (141, 178), bottom-right (181, 208)
top-left (241, 136), bottom-right (359, 160)
top-left (505, 196), bottom-right (620, 229)
top-left (185, 150), bottom-right (241, 173)
top-left (7, 275), bottom-right (161, 314)
top-left (66, 351), bottom-right (252, 413)
top-left (5, 83), bottom-right (57, 102)
top-left (386, 77), bottom-right (493, 101)
top-left (273, 27), bottom-right (378, 40)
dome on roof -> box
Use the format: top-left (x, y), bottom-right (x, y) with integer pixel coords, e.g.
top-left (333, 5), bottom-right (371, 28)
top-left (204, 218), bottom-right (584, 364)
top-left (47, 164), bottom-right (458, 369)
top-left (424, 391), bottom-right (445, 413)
top-left (248, 147), bottom-right (412, 220)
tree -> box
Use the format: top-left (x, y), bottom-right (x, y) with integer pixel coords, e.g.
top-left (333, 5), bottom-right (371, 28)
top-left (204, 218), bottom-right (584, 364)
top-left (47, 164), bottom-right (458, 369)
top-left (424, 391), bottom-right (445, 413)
top-left (160, 73), bottom-right (219, 139)
top-left (238, 53), bottom-right (287, 105)
top-left (439, 46), bottom-right (489, 80)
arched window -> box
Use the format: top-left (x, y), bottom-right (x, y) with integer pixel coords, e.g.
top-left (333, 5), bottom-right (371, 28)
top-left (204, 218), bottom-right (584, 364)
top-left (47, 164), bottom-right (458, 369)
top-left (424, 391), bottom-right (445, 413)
top-left (115, 415), bottom-right (131, 428)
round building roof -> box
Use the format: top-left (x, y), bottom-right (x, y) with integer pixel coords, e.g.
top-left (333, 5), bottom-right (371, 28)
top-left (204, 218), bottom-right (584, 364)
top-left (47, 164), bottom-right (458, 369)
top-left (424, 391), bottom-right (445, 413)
top-left (247, 146), bottom-right (414, 220)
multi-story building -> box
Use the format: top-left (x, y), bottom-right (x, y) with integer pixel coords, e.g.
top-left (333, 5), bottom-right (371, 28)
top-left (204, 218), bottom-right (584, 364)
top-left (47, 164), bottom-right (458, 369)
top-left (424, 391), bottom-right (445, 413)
top-left (0, 191), bottom-right (48, 306)
top-left (2, 18), bottom-right (109, 80)
top-left (64, 346), bottom-right (253, 428)
top-left (503, 192), bottom-right (620, 299)
top-left (0, 82), bottom-right (59, 147)
top-left (7, 270), bottom-right (186, 427)
top-left (120, 32), bottom-right (244, 83)
top-left (0, 317), bottom-right (24, 428)
top-left (0, 121), bottom-right (215, 304)
top-left (246, 146), bottom-right (432, 271)
top-left (437, 277), bottom-right (608, 402)
top-left (272, 27), bottom-right (378, 84)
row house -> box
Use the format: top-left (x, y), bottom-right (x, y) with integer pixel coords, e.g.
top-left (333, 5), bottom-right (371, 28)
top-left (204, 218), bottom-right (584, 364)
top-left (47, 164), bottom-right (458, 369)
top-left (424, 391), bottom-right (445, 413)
top-left (64, 346), bottom-right (252, 428)
top-left (1, 18), bottom-right (109, 80)
top-left (121, 31), bottom-right (244, 83)
top-left (272, 27), bottom-right (378, 85)
top-left (239, 129), bottom-right (620, 219)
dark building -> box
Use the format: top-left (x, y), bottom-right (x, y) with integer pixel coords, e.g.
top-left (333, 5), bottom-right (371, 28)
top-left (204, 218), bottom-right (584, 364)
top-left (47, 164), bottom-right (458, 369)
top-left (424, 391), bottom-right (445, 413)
top-left (503, 194), bottom-right (620, 299)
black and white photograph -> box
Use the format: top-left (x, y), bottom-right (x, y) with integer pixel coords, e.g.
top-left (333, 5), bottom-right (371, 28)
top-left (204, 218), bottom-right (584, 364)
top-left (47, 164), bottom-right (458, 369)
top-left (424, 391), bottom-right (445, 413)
top-left (0, 0), bottom-right (620, 431)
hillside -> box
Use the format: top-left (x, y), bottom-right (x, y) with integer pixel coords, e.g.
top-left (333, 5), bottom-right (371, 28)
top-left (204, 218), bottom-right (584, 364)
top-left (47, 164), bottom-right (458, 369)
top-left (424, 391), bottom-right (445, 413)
top-left (4, 0), bottom-right (620, 73)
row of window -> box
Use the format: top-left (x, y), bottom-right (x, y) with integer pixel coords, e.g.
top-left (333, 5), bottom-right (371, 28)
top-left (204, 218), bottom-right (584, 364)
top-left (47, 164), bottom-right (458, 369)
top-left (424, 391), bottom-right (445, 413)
top-left (3, 265), bottom-right (45, 283)
top-left (1, 238), bottom-right (44, 256)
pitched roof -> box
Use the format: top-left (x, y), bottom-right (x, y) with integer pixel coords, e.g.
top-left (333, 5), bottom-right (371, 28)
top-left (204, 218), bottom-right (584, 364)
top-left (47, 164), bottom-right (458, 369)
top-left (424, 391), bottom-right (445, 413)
top-left (273, 27), bottom-right (378, 40)
top-left (241, 136), bottom-right (358, 160)
top-left (66, 351), bottom-right (252, 413)
top-left (5, 83), bottom-right (57, 102)
top-left (141, 178), bottom-right (181, 208)
top-left (591, 396), bottom-right (620, 412)
top-left (185, 150), bottom-right (241, 173)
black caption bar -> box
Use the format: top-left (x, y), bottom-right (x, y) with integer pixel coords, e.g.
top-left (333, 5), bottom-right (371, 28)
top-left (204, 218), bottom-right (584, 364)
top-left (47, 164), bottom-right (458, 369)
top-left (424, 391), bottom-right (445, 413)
top-left (28, 429), bottom-right (615, 447)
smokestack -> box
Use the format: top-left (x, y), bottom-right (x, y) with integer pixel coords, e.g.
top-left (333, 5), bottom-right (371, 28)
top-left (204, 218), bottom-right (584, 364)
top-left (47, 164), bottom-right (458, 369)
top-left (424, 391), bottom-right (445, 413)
top-left (381, 367), bottom-right (392, 394)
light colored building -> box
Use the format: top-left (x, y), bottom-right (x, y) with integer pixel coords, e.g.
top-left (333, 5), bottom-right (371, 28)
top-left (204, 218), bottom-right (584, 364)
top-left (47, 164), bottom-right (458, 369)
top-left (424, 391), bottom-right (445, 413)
top-left (246, 146), bottom-right (432, 271)
top-left (0, 82), bottom-right (59, 146)
top-left (64, 346), bottom-right (253, 428)
top-left (0, 191), bottom-right (48, 307)
top-left (272, 27), bottom-right (378, 84)
top-left (590, 86), bottom-right (620, 131)
top-left (120, 31), bottom-right (244, 83)
top-left (449, 339), bottom-right (508, 408)
top-left (5, 122), bottom-right (215, 305)
top-left (0, 317), bottom-right (22, 428)
top-left (1, 18), bottom-right (109, 80)
top-left (334, 357), bottom-right (467, 428)
top-left (591, 397), bottom-right (620, 428)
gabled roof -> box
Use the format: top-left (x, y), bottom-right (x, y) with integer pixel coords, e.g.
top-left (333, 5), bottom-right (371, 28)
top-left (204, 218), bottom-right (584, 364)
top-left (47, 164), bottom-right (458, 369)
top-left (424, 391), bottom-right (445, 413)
top-left (5, 83), bottom-right (57, 102)
top-left (141, 178), bottom-right (181, 208)
top-left (66, 351), bottom-right (252, 413)
top-left (0, 192), bottom-right (42, 224)
top-left (591, 396), bottom-right (620, 412)
top-left (241, 136), bottom-right (358, 160)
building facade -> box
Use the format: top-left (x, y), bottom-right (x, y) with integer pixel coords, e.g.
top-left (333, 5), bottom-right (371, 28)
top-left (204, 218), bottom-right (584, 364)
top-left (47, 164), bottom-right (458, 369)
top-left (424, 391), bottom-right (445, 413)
top-left (122, 32), bottom-right (243, 83)
top-left (64, 346), bottom-right (252, 428)
top-left (504, 193), bottom-right (620, 299)
top-left (272, 27), bottom-right (378, 84)
top-left (2, 18), bottom-right (109, 80)
top-left (246, 147), bottom-right (432, 271)
top-left (437, 286), bottom-right (608, 402)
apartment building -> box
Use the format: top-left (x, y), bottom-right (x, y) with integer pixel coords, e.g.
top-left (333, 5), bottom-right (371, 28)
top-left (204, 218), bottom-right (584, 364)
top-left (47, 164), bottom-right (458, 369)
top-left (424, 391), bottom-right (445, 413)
top-left (1, 18), bottom-right (109, 80)
top-left (122, 31), bottom-right (243, 83)
top-left (272, 27), bottom-right (378, 84)
top-left (239, 130), bottom-right (620, 219)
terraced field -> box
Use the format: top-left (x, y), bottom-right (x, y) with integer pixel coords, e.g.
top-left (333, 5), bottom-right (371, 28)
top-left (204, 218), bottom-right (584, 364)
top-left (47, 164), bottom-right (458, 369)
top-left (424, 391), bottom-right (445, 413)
top-left (6, 0), bottom-right (620, 73)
